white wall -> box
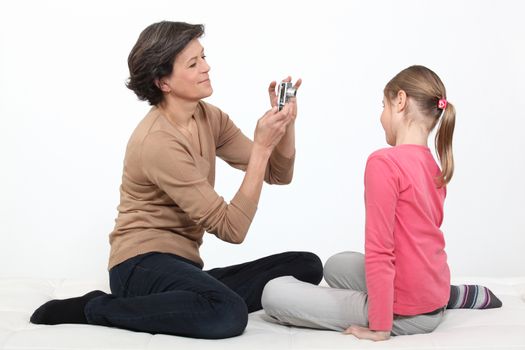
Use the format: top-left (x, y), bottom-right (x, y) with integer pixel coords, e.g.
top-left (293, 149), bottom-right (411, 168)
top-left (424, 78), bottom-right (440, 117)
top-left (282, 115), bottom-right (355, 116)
top-left (1, 0), bottom-right (524, 279)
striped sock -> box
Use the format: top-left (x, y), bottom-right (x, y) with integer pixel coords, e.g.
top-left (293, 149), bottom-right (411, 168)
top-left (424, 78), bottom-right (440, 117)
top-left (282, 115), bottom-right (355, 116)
top-left (447, 285), bottom-right (502, 309)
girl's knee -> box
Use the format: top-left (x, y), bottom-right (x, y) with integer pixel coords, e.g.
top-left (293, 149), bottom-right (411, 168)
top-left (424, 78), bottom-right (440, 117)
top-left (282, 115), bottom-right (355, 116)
top-left (261, 276), bottom-right (295, 313)
top-left (323, 251), bottom-right (364, 283)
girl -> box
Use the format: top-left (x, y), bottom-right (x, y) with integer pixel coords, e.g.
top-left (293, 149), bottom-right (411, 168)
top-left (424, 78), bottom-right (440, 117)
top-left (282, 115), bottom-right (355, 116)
top-left (262, 65), bottom-right (456, 340)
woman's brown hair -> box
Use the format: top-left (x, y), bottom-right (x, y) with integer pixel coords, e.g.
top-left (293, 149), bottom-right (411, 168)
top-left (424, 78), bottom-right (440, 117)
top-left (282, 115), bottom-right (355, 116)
top-left (126, 21), bottom-right (204, 105)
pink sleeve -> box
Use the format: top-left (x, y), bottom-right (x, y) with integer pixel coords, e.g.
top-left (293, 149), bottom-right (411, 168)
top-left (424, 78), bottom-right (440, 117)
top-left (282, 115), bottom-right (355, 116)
top-left (364, 155), bottom-right (399, 331)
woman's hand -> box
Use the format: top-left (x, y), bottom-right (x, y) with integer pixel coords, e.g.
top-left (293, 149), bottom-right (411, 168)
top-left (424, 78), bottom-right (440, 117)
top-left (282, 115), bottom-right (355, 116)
top-left (254, 104), bottom-right (293, 152)
top-left (343, 325), bottom-right (391, 341)
top-left (268, 76), bottom-right (302, 124)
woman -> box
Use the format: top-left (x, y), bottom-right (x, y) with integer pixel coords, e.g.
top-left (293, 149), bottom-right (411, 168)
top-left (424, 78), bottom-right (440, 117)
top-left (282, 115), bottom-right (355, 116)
top-left (30, 21), bottom-right (323, 339)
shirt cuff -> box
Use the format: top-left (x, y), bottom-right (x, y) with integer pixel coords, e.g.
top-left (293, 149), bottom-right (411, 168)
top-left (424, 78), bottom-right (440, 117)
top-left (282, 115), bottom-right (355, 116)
top-left (368, 316), bottom-right (393, 332)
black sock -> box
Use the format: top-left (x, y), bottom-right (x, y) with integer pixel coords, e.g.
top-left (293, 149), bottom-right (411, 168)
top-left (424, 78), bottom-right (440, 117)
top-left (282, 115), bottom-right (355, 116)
top-left (30, 290), bottom-right (106, 325)
top-left (447, 285), bottom-right (502, 309)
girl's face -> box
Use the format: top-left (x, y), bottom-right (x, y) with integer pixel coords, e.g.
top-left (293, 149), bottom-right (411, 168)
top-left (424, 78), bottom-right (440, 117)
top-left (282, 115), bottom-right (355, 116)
top-left (380, 96), bottom-right (396, 146)
top-left (161, 38), bottom-right (213, 101)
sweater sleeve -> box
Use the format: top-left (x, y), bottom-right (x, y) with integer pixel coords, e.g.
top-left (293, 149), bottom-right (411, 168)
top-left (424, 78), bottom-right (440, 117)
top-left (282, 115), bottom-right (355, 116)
top-left (364, 155), bottom-right (399, 331)
top-left (141, 131), bottom-right (257, 244)
top-left (215, 110), bottom-right (295, 185)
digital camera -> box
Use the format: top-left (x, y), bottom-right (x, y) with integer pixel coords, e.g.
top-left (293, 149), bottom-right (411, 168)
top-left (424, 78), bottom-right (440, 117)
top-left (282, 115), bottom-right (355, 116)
top-left (277, 82), bottom-right (297, 111)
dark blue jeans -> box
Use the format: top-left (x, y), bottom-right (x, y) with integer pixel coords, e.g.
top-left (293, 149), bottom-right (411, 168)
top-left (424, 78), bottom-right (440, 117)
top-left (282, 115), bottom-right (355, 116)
top-left (84, 251), bottom-right (322, 339)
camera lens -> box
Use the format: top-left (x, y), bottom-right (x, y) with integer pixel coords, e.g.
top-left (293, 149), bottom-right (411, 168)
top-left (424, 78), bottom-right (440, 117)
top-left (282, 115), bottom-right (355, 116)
top-left (286, 87), bottom-right (297, 97)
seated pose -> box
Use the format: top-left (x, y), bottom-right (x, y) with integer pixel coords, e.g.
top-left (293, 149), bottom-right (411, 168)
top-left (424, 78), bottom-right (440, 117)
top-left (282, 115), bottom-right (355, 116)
top-left (262, 65), bottom-right (501, 341)
top-left (30, 21), bottom-right (323, 339)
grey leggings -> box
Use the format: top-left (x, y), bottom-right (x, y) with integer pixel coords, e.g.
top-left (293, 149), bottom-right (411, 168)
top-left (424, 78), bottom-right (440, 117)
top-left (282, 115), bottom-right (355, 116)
top-left (262, 251), bottom-right (444, 336)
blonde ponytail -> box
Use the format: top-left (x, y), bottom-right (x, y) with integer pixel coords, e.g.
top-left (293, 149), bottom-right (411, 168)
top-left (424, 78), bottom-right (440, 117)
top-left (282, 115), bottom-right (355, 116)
top-left (435, 102), bottom-right (456, 186)
top-left (384, 65), bottom-right (456, 187)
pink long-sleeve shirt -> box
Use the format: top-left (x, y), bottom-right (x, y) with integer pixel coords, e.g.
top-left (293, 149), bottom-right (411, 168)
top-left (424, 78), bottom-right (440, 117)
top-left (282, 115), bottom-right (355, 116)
top-left (364, 144), bottom-right (450, 331)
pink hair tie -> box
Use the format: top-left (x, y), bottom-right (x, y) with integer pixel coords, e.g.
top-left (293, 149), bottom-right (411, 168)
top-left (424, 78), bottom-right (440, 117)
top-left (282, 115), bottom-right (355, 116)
top-left (438, 98), bottom-right (448, 110)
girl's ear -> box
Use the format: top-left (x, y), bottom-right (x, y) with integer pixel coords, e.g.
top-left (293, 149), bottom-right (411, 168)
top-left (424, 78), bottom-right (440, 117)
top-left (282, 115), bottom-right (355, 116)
top-left (396, 90), bottom-right (408, 113)
top-left (155, 78), bottom-right (171, 93)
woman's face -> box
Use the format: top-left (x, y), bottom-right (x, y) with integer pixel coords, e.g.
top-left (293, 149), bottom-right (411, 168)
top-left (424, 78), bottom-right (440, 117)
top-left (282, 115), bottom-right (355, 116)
top-left (380, 96), bottom-right (396, 146)
top-left (163, 38), bottom-right (212, 101)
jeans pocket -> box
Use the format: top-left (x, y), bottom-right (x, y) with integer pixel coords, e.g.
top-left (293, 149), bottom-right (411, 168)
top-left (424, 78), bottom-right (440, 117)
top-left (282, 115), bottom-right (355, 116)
top-left (110, 253), bottom-right (158, 296)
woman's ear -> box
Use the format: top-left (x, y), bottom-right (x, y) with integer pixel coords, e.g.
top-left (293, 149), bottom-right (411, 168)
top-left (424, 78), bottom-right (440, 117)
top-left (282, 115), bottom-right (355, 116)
top-left (395, 90), bottom-right (407, 113)
top-left (155, 78), bottom-right (171, 93)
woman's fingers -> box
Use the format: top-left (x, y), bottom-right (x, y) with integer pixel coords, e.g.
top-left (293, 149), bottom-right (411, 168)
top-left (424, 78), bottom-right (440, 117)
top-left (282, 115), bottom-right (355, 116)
top-left (293, 78), bottom-right (302, 90)
top-left (255, 105), bottom-right (290, 147)
top-left (269, 76), bottom-right (300, 108)
top-left (263, 103), bottom-right (291, 123)
top-left (268, 81), bottom-right (277, 107)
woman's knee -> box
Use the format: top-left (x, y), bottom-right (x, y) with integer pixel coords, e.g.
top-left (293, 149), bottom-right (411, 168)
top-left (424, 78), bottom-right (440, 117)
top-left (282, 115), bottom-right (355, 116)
top-left (200, 293), bottom-right (248, 339)
top-left (292, 251), bottom-right (323, 285)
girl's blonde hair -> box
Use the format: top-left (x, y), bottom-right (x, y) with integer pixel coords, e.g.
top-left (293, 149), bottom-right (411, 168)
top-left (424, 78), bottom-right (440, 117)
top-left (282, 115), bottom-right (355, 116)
top-left (384, 65), bottom-right (455, 186)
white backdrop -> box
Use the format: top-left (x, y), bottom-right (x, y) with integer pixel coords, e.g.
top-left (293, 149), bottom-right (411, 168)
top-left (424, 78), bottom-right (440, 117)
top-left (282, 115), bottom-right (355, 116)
top-left (1, 0), bottom-right (524, 279)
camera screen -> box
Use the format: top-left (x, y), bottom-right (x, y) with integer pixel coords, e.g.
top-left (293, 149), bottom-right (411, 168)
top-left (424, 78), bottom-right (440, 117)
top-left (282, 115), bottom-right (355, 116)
top-left (279, 86), bottom-right (286, 101)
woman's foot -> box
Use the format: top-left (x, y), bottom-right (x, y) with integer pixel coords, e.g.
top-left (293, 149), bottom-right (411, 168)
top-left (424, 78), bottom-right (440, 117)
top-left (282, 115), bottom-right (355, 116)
top-left (30, 290), bottom-right (106, 325)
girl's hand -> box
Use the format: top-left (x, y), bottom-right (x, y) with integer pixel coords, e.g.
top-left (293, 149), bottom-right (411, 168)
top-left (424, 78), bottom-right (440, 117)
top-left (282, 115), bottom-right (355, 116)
top-left (268, 76), bottom-right (302, 124)
top-left (343, 325), bottom-right (391, 341)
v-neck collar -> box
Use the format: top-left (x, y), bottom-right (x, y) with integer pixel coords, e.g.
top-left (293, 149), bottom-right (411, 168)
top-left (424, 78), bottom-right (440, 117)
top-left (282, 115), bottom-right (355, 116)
top-left (192, 103), bottom-right (206, 159)
top-left (155, 102), bottom-right (208, 161)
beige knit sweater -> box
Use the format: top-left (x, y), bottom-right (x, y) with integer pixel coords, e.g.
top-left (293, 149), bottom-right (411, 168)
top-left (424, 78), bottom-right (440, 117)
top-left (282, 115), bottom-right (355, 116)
top-left (108, 101), bottom-right (294, 269)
